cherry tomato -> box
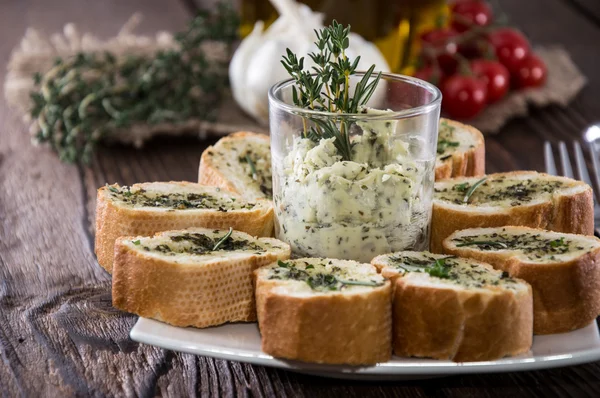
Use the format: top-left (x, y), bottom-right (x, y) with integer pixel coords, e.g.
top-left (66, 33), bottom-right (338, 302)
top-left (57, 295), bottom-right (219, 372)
top-left (441, 75), bottom-right (488, 119)
top-left (511, 54), bottom-right (547, 88)
top-left (414, 65), bottom-right (444, 86)
top-left (451, 1), bottom-right (494, 32)
top-left (421, 28), bottom-right (459, 74)
top-left (488, 28), bottom-right (530, 72)
top-left (470, 59), bottom-right (510, 103)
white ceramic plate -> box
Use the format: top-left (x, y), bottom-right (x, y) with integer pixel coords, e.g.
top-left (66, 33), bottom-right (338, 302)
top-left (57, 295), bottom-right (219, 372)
top-left (130, 318), bottom-right (600, 380)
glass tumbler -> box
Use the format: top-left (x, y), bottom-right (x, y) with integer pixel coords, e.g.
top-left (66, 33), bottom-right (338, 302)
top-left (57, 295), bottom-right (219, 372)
top-left (268, 73), bottom-right (441, 263)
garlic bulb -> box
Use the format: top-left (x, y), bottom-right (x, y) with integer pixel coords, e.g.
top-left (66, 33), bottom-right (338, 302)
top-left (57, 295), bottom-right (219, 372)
top-left (229, 0), bottom-right (390, 124)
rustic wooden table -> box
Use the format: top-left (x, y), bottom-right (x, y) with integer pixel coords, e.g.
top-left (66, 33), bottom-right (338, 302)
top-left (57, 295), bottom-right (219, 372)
top-left (2, 0), bottom-right (600, 396)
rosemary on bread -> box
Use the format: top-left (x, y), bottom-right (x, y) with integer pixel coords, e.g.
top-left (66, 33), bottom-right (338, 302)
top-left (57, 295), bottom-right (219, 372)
top-left (112, 228), bottom-right (290, 328)
top-left (444, 226), bottom-right (600, 334)
top-left (371, 251), bottom-right (533, 362)
top-left (254, 258), bottom-right (391, 365)
top-left (94, 181), bottom-right (274, 273)
top-left (430, 171), bottom-right (594, 253)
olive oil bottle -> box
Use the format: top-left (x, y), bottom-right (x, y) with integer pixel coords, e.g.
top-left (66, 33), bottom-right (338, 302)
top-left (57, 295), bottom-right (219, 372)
top-left (239, 0), bottom-right (449, 73)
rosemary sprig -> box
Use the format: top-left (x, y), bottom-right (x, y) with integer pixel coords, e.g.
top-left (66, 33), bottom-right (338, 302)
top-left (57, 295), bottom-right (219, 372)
top-left (245, 154), bottom-right (258, 180)
top-left (212, 227), bottom-right (233, 251)
top-left (455, 241), bottom-right (508, 249)
top-left (463, 177), bottom-right (488, 203)
top-left (280, 21), bottom-right (382, 162)
top-left (30, 3), bottom-right (238, 164)
top-left (426, 258), bottom-right (451, 279)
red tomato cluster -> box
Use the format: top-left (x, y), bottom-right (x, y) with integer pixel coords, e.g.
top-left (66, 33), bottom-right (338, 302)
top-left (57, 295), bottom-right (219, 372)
top-left (415, 0), bottom-right (547, 119)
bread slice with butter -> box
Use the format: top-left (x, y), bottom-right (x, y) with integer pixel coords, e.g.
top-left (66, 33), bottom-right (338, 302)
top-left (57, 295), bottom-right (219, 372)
top-left (443, 226), bottom-right (600, 334)
top-left (112, 228), bottom-right (290, 328)
top-left (435, 118), bottom-right (485, 180)
top-left (371, 251), bottom-right (533, 362)
top-left (430, 171), bottom-right (594, 253)
top-left (95, 181), bottom-right (274, 273)
top-left (254, 258), bottom-right (392, 365)
top-left (198, 131), bottom-right (272, 200)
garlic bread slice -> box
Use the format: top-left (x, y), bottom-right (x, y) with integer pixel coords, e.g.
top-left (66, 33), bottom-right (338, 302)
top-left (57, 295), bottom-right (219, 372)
top-left (95, 181), bottom-right (274, 273)
top-left (444, 226), bottom-right (600, 334)
top-left (431, 171), bottom-right (593, 252)
top-left (435, 118), bottom-right (485, 181)
top-left (254, 258), bottom-right (392, 365)
top-left (198, 131), bottom-right (272, 200)
top-left (112, 228), bottom-right (290, 328)
top-left (372, 251), bottom-right (533, 362)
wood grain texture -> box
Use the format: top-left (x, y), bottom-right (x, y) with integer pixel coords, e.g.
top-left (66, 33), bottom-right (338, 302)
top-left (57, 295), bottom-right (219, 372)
top-left (1, 0), bottom-right (600, 396)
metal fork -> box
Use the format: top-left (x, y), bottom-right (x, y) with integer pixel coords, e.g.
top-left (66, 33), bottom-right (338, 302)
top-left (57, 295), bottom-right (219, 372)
top-left (544, 141), bottom-right (600, 224)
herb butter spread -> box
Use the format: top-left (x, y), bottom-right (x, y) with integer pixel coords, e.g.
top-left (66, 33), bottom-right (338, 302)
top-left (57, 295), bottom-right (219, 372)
top-left (106, 182), bottom-right (257, 211)
top-left (450, 227), bottom-right (600, 263)
top-left (436, 119), bottom-right (476, 162)
top-left (434, 173), bottom-right (579, 207)
top-left (380, 251), bottom-right (521, 290)
top-left (129, 229), bottom-right (280, 258)
top-left (275, 108), bottom-right (433, 263)
top-left (263, 258), bottom-right (386, 295)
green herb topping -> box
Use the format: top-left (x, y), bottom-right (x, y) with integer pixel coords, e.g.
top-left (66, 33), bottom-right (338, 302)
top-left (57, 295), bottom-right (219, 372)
top-left (212, 227), bottom-right (233, 251)
top-left (435, 176), bottom-right (568, 206)
top-left (463, 177), bottom-right (488, 203)
top-left (269, 259), bottom-right (384, 292)
top-left (437, 139), bottom-right (460, 155)
top-left (387, 253), bottom-right (518, 289)
top-left (456, 241), bottom-right (508, 249)
top-left (139, 231), bottom-right (266, 256)
top-left (451, 229), bottom-right (593, 261)
top-left (106, 184), bottom-right (256, 210)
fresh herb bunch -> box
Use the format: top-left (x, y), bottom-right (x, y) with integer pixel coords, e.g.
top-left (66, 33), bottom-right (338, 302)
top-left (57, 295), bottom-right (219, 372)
top-left (281, 21), bottom-right (382, 161)
top-left (30, 3), bottom-right (238, 164)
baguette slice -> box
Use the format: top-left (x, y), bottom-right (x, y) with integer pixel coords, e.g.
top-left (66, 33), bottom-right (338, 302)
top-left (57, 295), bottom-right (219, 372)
top-left (443, 226), bottom-right (600, 334)
top-left (371, 251), bottom-right (533, 362)
top-left (435, 118), bottom-right (485, 181)
top-left (112, 228), bottom-right (290, 328)
top-left (198, 131), bottom-right (272, 200)
top-left (95, 181), bottom-right (274, 273)
top-left (254, 258), bottom-right (392, 365)
top-left (431, 171), bottom-right (594, 253)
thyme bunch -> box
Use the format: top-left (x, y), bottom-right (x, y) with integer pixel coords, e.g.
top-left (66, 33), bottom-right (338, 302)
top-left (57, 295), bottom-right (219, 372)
top-left (280, 21), bottom-right (382, 161)
top-left (30, 4), bottom-right (238, 164)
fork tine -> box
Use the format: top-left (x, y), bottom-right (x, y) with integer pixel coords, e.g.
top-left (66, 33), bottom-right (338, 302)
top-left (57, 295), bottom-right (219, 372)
top-left (559, 141), bottom-right (574, 178)
top-left (574, 142), bottom-right (594, 187)
top-left (544, 142), bottom-right (557, 175)
top-left (589, 143), bottom-right (600, 202)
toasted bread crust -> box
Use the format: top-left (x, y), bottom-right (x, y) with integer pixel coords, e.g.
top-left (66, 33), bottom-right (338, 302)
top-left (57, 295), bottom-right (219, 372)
top-left (198, 131), bottom-right (270, 196)
top-left (430, 171), bottom-right (594, 253)
top-left (443, 227), bottom-right (600, 334)
top-left (94, 182), bottom-right (274, 273)
top-left (392, 278), bottom-right (533, 361)
top-left (435, 119), bottom-right (485, 181)
top-left (255, 277), bottom-right (392, 365)
top-left (112, 235), bottom-right (290, 328)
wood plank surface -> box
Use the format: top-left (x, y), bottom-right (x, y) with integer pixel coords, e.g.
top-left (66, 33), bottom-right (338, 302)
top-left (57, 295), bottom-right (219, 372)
top-left (1, 0), bottom-right (600, 397)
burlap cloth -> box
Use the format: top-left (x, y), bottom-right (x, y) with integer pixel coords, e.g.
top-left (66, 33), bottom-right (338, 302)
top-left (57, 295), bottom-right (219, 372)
top-left (4, 16), bottom-right (586, 142)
